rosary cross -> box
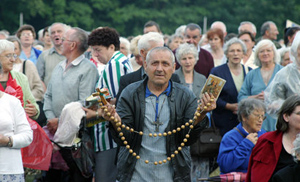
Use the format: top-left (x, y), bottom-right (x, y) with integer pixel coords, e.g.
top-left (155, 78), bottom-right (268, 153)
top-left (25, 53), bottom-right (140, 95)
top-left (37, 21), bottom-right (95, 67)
top-left (93, 88), bottom-right (109, 105)
top-left (152, 118), bottom-right (163, 132)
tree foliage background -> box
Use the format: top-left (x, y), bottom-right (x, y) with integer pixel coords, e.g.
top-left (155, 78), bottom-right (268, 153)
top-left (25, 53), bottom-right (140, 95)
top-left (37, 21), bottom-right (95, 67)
top-left (1, 0), bottom-right (299, 39)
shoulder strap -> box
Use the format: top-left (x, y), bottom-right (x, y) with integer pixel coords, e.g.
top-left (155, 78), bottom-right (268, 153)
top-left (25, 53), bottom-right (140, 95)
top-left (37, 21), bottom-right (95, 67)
top-left (23, 60), bottom-right (27, 74)
top-left (234, 127), bottom-right (246, 138)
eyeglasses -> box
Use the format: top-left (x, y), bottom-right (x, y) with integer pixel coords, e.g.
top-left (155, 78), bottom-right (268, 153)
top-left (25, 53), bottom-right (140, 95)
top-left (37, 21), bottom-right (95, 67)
top-left (21, 33), bottom-right (33, 37)
top-left (252, 113), bottom-right (266, 120)
top-left (61, 37), bottom-right (75, 42)
top-left (0, 54), bottom-right (17, 59)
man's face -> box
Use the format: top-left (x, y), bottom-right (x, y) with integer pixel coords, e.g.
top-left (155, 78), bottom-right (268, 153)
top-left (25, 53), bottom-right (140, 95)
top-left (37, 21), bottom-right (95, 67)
top-left (50, 24), bottom-right (65, 47)
top-left (184, 28), bottom-right (201, 47)
top-left (145, 50), bottom-right (175, 88)
top-left (143, 25), bottom-right (159, 34)
top-left (91, 45), bottom-right (115, 64)
top-left (266, 24), bottom-right (279, 40)
top-left (239, 34), bottom-right (255, 53)
top-left (61, 29), bottom-right (75, 56)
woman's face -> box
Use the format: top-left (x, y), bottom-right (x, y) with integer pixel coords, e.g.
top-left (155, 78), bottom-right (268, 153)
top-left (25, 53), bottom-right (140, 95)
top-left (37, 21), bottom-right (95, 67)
top-left (0, 49), bottom-right (16, 72)
top-left (258, 45), bottom-right (274, 64)
top-left (242, 109), bottom-right (265, 133)
top-left (43, 31), bottom-right (52, 46)
top-left (13, 41), bottom-right (21, 56)
top-left (284, 106), bottom-right (300, 131)
top-left (209, 34), bottom-right (222, 50)
top-left (20, 30), bottom-right (34, 46)
top-left (169, 37), bottom-right (184, 51)
top-left (226, 43), bottom-right (244, 65)
top-left (180, 53), bottom-right (196, 73)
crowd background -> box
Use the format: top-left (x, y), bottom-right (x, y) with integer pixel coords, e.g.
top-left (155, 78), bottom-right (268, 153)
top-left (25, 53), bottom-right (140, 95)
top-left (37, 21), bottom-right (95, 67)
top-left (1, 1), bottom-right (300, 182)
top-left (1, 0), bottom-right (300, 38)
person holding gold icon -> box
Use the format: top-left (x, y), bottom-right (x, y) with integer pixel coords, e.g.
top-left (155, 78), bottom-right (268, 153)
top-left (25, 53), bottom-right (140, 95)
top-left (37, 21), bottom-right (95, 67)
top-left (87, 47), bottom-right (216, 182)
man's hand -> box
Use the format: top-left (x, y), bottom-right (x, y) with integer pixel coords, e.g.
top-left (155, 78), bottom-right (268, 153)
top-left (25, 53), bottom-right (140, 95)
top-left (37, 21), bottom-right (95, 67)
top-left (226, 103), bottom-right (238, 114)
top-left (25, 100), bottom-right (38, 117)
top-left (47, 118), bottom-right (59, 134)
top-left (246, 133), bottom-right (258, 145)
top-left (194, 93), bottom-right (216, 125)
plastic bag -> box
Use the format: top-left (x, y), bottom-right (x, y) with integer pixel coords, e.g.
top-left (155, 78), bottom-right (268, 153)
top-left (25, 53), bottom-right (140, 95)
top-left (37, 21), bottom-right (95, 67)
top-left (21, 116), bottom-right (53, 171)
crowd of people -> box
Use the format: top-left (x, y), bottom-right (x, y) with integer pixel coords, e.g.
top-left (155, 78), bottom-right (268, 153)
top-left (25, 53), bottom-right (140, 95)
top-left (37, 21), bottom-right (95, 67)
top-left (0, 19), bottom-right (300, 182)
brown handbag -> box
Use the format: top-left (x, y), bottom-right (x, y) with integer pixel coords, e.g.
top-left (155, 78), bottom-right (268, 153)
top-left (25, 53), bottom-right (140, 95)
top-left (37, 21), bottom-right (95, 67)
top-left (190, 115), bottom-right (222, 157)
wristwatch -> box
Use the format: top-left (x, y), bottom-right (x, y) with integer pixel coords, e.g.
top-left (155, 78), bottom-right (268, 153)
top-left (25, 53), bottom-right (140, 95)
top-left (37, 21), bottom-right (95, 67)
top-left (7, 137), bottom-right (12, 147)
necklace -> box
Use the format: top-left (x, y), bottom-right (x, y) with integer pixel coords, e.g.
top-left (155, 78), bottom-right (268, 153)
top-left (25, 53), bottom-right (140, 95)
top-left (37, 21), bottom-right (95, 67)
top-left (150, 97), bottom-right (166, 132)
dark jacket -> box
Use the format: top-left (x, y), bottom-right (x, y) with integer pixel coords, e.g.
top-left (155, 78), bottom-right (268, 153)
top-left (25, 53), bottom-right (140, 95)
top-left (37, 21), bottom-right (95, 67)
top-left (110, 78), bottom-right (208, 182)
top-left (271, 162), bottom-right (300, 182)
top-left (210, 63), bottom-right (251, 136)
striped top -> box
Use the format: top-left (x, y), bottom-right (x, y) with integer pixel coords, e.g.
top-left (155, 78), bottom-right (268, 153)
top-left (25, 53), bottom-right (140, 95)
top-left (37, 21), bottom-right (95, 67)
top-left (94, 51), bottom-right (132, 152)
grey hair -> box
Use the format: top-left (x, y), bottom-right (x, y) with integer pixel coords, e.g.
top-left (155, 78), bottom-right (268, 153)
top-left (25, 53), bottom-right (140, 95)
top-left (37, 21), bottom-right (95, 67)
top-left (175, 25), bottom-right (186, 36)
top-left (48, 22), bottom-right (68, 34)
top-left (71, 27), bottom-right (89, 53)
top-left (0, 39), bottom-right (15, 54)
top-left (260, 21), bottom-right (275, 36)
top-left (224, 37), bottom-right (247, 55)
top-left (120, 37), bottom-right (130, 55)
top-left (211, 21), bottom-right (227, 34)
top-left (253, 39), bottom-right (280, 67)
top-left (185, 23), bottom-right (202, 35)
top-left (167, 34), bottom-right (184, 46)
top-left (175, 43), bottom-right (198, 65)
top-left (279, 47), bottom-right (290, 64)
top-left (237, 98), bottom-right (266, 123)
top-left (138, 32), bottom-right (164, 55)
top-left (146, 46), bottom-right (175, 65)
top-left (6, 36), bottom-right (22, 51)
top-left (130, 35), bottom-right (142, 56)
top-left (0, 31), bottom-right (9, 39)
top-left (238, 21), bottom-right (257, 34)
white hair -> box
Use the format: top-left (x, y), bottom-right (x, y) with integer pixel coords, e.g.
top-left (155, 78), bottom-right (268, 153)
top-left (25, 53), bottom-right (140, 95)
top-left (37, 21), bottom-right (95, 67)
top-left (254, 39), bottom-right (280, 67)
top-left (120, 37), bottom-right (130, 55)
top-left (137, 32), bottom-right (164, 55)
top-left (0, 39), bottom-right (15, 54)
top-left (238, 21), bottom-right (257, 34)
top-left (211, 21), bottom-right (227, 34)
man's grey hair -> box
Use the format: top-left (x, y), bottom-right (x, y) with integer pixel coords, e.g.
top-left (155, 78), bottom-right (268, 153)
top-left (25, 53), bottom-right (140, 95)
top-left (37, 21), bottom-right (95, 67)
top-left (146, 46), bottom-right (175, 64)
top-left (70, 27), bottom-right (89, 53)
top-left (48, 22), bottom-right (69, 34)
top-left (185, 23), bottom-right (202, 35)
top-left (175, 43), bottom-right (198, 65)
top-left (254, 39), bottom-right (280, 67)
top-left (223, 37), bottom-right (247, 55)
top-left (120, 37), bottom-right (130, 55)
top-left (260, 21), bottom-right (276, 36)
top-left (137, 32), bottom-right (164, 55)
top-left (237, 98), bottom-right (266, 123)
top-left (238, 21), bottom-right (257, 34)
top-left (0, 39), bottom-right (14, 55)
